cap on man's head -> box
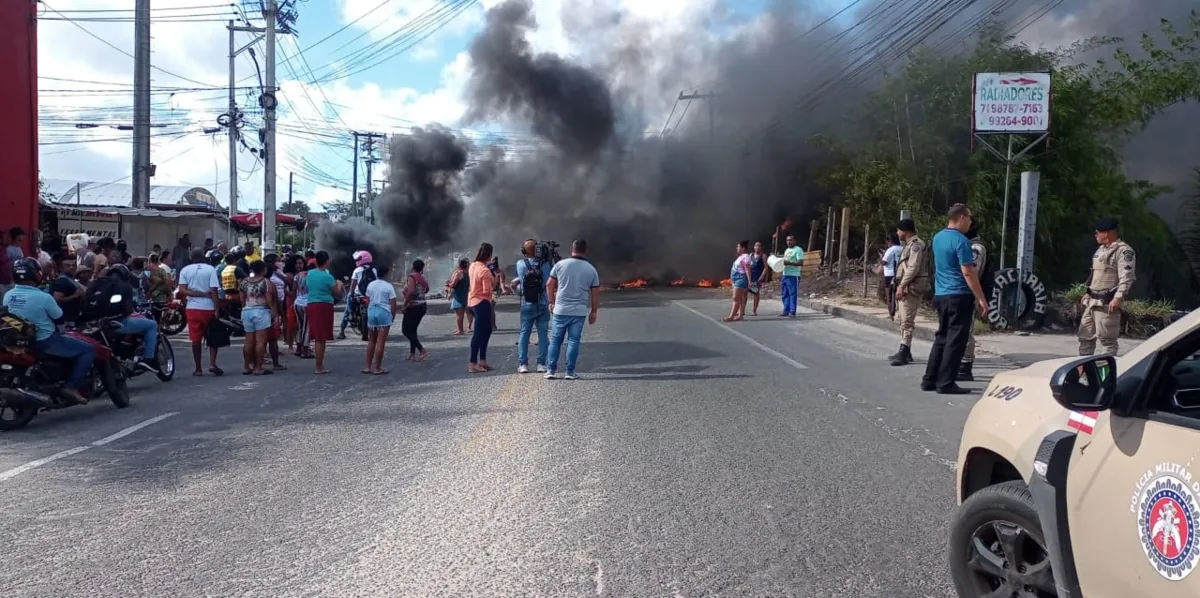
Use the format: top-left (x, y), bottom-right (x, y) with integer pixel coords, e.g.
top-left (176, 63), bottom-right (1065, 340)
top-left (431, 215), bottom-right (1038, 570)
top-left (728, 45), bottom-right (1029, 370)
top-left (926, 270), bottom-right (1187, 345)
top-left (897, 219), bottom-right (916, 233)
top-left (1095, 217), bottom-right (1119, 232)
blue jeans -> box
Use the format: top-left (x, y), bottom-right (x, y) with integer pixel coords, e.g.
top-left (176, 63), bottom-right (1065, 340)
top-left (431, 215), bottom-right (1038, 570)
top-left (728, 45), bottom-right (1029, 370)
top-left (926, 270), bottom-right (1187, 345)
top-left (340, 296), bottom-right (359, 331)
top-left (118, 316), bottom-right (158, 359)
top-left (546, 314), bottom-right (586, 374)
top-left (518, 301), bottom-right (549, 366)
top-left (36, 334), bottom-right (95, 390)
top-left (781, 275), bottom-right (799, 315)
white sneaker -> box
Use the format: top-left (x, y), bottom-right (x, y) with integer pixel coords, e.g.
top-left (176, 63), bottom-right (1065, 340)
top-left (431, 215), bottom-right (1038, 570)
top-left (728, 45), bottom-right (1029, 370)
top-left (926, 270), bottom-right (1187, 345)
top-left (517, 364), bottom-right (529, 374)
top-left (544, 371), bottom-right (558, 379)
top-left (536, 364), bottom-right (547, 373)
top-left (564, 372), bottom-right (579, 380)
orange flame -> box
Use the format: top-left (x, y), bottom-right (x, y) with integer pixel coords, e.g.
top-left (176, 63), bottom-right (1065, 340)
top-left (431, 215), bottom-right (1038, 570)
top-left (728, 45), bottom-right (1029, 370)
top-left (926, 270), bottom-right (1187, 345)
top-left (618, 279), bottom-right (649, 289)
top-left (670, 278), bottom-right (685, 286)
top-left (697, 279), bottom-right (714, 287)
top-left (719, 278), bottom-right (732, 287)
top-left (780, 218), bottom-right (793, 231)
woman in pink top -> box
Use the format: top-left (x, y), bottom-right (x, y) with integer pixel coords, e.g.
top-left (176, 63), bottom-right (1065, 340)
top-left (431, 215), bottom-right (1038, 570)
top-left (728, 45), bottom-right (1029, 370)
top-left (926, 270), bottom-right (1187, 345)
top-left (723, 240), bottom-right (753, 322)
top-left (467, 242), bottom-right (496, 373)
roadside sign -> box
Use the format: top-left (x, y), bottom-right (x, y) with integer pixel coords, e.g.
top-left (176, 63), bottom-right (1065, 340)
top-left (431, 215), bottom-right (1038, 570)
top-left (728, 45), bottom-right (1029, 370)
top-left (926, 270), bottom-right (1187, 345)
top-left (972, 72), bottom-right (1051, 133)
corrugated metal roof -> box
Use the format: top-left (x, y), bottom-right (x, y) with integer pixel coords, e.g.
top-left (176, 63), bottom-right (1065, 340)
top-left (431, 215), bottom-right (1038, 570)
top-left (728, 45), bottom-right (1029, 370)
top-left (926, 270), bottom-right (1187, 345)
top-left (43, 179), bottom-right (223, 210)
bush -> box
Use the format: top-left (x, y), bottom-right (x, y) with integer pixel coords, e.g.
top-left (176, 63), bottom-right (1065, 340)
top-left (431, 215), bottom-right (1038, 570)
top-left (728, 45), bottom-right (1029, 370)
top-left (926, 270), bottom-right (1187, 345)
top-left (1123, 298), bottom-right (1176, 337)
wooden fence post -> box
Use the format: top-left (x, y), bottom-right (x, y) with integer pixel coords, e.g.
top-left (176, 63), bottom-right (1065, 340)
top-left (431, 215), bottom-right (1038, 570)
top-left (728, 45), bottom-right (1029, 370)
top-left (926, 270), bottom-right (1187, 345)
top-left (837, 207), bottom-right (850, 279)
top-left (862, 223), bottom-right (870, 297)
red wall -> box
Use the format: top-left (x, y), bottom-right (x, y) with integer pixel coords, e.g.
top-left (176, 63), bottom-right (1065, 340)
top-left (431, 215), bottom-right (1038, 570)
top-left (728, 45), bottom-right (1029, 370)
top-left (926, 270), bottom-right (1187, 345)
top-left (0, 1), bottom-right (38, 254)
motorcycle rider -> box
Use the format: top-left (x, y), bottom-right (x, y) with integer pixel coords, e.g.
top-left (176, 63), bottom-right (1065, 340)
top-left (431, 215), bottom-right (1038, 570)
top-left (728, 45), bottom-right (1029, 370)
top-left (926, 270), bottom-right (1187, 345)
top-left (3, 258), bottom-right (95, 404)
top-left (114, 239), bottom-right (131, 265)
top-left (86, 264), bottom-right (160, 373)
top-left (339, 250), bottom-right (376, 340)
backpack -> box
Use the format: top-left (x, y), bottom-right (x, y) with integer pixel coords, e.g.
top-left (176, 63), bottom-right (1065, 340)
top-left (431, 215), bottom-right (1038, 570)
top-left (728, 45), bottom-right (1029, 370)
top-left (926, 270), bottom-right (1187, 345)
top-left (80, 277), bottom-right (125, 320)
top-left (521, 258), bottom-right (545, 303)
top-left (357, 266), bottom-right (378, 296)
top-left (0, 306), bottom-right (38, 349)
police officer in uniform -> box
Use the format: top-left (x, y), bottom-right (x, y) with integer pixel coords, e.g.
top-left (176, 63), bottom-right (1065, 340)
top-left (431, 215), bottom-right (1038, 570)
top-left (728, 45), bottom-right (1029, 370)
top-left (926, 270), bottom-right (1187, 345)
top-left (958, 221), bottom-right (987, 381)
top-left (1079, 218), bottom-right (1136, 356)
top-left (890, 219), bottom-right (930, 366)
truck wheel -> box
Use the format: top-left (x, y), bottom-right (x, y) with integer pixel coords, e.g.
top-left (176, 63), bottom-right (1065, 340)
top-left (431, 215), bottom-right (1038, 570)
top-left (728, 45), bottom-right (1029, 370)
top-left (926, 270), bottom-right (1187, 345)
top-left (948, 481), bottom-right (1057, 597)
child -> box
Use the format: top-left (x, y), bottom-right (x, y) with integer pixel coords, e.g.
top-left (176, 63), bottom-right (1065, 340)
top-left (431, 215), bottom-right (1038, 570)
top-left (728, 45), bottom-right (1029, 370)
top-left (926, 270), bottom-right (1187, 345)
top-left (363, 265), bottom-right (397, 375)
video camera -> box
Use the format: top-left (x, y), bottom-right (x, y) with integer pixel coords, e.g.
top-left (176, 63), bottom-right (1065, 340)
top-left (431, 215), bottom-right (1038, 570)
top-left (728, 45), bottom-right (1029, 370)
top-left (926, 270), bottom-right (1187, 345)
top-left (531, 240), bottom-right (562, 265)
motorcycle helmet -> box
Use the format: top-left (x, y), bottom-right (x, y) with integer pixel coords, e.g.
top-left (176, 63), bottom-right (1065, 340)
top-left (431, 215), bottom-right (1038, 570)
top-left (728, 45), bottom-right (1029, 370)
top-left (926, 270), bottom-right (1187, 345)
top-left (353, 250), bottom-right (373, 267)
top-left (205, 249), bottom-right (224, 266)
top-left (116, 238), bottom-right (128, 251)
top-left (281, 244), bottom-right (293, 255)
top-left (107, 263), bottom-right (134, 283)
top-left (264, 252), bottom-right (279, 265)
top-left (11, 257), bottom-right (41, 284)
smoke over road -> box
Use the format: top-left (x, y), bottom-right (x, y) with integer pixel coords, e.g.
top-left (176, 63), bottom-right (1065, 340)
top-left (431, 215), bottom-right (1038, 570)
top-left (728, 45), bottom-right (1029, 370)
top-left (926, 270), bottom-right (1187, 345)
top-left (323, 0), bottom-right (1196, 282)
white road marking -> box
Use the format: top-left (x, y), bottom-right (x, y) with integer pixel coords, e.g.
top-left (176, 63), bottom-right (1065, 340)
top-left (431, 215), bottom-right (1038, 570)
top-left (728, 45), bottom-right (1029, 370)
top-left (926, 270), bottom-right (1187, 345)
top-left (672, 301), bottom-right (808, 369)
top-left (90, 413), bottom-right (178, 446)
top-left (0, 412), bottom-right (179, 482)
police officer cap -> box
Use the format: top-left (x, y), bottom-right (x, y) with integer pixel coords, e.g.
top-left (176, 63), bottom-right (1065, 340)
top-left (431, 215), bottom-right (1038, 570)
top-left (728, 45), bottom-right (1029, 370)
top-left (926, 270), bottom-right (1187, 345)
top-left (896, 219), bottom-right (916, 233)
top-left (1095, 218), bottom-right (1119, 232)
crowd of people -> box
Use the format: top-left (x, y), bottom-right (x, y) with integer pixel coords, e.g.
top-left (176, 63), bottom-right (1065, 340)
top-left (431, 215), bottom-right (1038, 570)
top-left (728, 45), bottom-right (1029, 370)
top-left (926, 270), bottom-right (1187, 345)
top-left (0, 220), bottom-right (613, 409)
top-left (721, 234), bottom-right (807, 322)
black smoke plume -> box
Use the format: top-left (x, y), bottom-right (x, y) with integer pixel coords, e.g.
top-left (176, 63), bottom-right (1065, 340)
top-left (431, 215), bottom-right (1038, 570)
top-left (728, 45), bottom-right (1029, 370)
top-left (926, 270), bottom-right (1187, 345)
top-left (464, 0), bottom-right (616, 158)
top-left (375, 125), bottom-right (471, 247)
top-left (314, 216), bottom-right (396, 279)
top-left (316, 126), bottom-right (470, 277)
top-left (446, 0), bottom-right (1199, 283)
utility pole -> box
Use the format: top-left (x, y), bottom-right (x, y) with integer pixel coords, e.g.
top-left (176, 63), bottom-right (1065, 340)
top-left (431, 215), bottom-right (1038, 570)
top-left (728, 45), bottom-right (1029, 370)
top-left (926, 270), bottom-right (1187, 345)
top-left (261, 0), bottom-right (279, 251)
top-left (360, 133), bottom-right (384, 223)
top-left (132, 0), bottom-right (150, 208)
top-left (350, 132), bottom-right (360, 216)
top-left (226, 21), bottom-right (239, 243)
top-left (677, 90), bottom-right (721, 139)
top-left (287, 171), bottom-right (293, 213)
top-left (226, 20), bottom-right (282, 241)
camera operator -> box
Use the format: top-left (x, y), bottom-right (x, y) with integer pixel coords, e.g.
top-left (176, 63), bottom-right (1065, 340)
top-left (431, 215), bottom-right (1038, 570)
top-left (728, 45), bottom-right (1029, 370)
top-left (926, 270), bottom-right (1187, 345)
top-left (515, 239), bottom-right (553, 373)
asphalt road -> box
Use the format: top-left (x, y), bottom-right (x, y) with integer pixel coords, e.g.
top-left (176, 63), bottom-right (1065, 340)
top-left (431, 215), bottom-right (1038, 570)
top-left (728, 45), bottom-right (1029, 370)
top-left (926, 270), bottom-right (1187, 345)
top-left (0, 288), bottom-right (1016, 597)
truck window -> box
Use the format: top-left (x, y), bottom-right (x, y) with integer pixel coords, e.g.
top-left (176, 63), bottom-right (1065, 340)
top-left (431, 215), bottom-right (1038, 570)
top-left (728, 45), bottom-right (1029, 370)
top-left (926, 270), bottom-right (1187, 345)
top-left (1147, 331), bottom-right (1200, 419)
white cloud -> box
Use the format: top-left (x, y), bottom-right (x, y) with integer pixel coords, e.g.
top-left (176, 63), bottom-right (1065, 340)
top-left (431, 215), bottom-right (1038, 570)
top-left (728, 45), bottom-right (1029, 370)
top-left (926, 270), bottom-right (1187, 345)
top-left (37, 0), bottom-right (759, 218)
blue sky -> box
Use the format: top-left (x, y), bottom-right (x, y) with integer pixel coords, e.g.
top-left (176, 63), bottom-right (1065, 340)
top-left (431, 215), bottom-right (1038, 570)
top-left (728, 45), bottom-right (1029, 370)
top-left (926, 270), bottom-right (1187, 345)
top-left (37, 0), bottom-right (859, 211)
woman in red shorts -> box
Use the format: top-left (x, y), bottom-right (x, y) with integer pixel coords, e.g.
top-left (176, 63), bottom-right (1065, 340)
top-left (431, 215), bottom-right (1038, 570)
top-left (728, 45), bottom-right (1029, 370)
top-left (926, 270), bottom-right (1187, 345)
top-left (303, 250), bottom-right (342, 374)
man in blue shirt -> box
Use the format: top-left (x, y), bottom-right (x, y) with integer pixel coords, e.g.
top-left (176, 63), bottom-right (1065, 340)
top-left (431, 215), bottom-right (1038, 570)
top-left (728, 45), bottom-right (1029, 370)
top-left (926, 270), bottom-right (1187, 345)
top-left (3, 258), bottom-right (94, 404)
top-left (515, 238), bottom-right (553, 373)
top-left (922, 204), bottom-right (990, 395)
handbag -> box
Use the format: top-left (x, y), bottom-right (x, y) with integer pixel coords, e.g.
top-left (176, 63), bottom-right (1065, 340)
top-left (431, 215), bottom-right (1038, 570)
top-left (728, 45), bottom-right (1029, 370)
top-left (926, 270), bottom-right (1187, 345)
top-left (204, 316), bottom-right (232, 348)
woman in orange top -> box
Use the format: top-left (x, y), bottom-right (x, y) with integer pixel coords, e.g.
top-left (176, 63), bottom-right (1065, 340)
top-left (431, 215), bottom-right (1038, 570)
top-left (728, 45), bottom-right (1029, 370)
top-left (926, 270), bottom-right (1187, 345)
top-left (467, 242), bottom-right (496, 373)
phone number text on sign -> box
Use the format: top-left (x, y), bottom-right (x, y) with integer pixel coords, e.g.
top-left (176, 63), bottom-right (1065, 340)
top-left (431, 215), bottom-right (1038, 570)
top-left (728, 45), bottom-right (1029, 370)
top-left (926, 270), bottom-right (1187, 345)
top-left (973, 72), bottom-right (1051, 133)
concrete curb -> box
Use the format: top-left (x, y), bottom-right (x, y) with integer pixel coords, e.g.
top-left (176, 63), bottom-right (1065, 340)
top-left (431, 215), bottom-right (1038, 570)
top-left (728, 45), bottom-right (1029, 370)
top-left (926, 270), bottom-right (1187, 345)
top-left (798, 297), bottom-right (1030, 369)
top-left (798, 298), bottom-right (936, 342)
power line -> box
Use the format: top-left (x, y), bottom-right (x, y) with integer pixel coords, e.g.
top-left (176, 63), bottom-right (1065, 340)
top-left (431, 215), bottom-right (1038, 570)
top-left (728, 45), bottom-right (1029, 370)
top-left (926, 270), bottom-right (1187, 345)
top-left (39, 1), bottom-right (222, 88)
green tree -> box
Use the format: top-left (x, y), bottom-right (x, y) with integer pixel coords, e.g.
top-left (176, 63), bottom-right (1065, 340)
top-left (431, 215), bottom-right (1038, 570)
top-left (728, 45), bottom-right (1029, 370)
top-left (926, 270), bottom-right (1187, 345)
top-left (816, 13), bottom-right (1200, 302)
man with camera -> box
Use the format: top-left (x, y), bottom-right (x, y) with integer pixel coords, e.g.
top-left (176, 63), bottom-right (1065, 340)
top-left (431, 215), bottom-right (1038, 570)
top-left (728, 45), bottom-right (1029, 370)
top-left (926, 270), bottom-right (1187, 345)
top-left (515, 239), bottom-right (555, 373)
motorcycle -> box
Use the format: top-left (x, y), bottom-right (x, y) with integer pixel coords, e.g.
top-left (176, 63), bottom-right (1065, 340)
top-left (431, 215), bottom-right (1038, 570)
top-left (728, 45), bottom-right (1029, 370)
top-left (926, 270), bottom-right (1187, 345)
top-left (140, 299), bottom-right (185, 336)
top-left (88, 311), bottom-right (175, 383)
top-left (0, 296), bottom-right (131, 431)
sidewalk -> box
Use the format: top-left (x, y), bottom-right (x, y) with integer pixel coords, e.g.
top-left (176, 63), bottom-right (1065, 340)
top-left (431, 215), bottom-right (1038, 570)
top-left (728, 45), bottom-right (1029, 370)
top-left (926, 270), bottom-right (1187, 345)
top-left (798, 295), bottom-right (1144, 368)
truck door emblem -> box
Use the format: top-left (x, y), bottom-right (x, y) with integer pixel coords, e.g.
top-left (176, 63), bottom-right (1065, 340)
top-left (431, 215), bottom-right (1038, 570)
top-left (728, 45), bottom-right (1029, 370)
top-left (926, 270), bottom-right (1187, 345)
top-left (1134, 464), bottom-right (1200, 581)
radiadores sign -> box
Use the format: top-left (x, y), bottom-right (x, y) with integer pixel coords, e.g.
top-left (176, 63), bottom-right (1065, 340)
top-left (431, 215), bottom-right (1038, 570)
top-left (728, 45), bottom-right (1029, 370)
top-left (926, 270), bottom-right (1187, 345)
top-left (972, 72), bottom-right (1051, 133)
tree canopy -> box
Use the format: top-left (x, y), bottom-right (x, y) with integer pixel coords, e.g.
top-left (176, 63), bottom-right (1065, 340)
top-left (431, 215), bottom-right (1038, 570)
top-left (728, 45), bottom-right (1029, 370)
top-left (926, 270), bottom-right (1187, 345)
top-left (815, 12), bottom-right (1200, 303)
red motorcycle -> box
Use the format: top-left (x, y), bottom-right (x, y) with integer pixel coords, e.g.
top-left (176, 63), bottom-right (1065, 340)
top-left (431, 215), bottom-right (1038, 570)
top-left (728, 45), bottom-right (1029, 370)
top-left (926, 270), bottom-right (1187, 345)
top-left (0, 314), bottom-right (130, 431)
top-left (91, 312), bottom-right (176, 383)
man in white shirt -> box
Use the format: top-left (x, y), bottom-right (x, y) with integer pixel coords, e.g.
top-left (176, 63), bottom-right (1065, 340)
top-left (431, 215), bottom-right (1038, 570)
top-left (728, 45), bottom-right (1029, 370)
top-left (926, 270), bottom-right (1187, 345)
top-left (881, 232), bottom-right (903, 319)
top-left (544, 239), bottom-right (600, 380)
top-left (177, 247), bottom-right (223, 376)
